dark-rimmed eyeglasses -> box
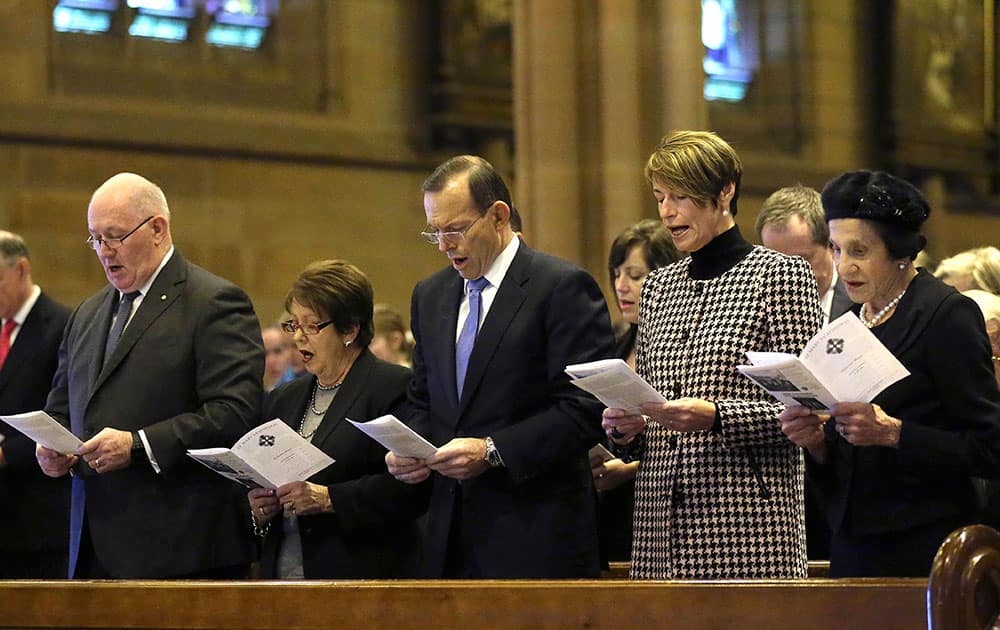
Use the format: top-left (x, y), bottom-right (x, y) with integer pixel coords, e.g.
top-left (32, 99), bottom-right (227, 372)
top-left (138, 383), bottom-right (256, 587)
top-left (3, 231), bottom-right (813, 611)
top-left (281, 319), bottom-right (334, 336)
top-left (86, 216), bottom-right (154, 251)
top-left (420, 215), bottom-right (482, 245)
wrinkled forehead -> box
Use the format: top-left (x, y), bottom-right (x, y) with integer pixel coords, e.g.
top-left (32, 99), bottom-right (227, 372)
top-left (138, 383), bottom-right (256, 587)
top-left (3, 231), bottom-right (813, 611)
top-left (87, 189), bottom-right (142, 232)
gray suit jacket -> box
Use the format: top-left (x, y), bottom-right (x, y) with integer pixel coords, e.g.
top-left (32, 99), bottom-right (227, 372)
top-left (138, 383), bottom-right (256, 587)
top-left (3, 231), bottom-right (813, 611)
top-left (46, 251), bottom-right (264, 578)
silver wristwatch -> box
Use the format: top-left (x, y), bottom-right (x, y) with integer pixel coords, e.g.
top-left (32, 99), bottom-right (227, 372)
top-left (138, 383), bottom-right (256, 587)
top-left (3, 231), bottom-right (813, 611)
top-left (484, 436), bottom-right (504, 468)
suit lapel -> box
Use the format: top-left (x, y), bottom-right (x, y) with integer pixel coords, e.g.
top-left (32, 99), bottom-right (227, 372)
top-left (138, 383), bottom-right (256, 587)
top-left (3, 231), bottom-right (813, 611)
top-left (0, 295), bottom-right (48, 396)
top-left (458, 243), bottom-right (530, 413)
top-left (432, 272), bottom-right (464, 412)
top-left (310, 350), bottom-right (376, 448)
top-left (92, 253), bottom-right (186, 393)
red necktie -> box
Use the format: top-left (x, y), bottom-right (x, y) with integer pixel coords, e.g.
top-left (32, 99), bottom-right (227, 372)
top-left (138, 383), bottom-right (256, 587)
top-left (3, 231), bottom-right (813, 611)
top-left (0, 319), bottom-right (17, 370)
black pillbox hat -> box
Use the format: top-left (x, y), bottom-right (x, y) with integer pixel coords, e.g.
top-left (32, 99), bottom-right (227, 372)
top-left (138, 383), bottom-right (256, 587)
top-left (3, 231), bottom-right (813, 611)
top-left (821, 170), bottom-right (930, 233)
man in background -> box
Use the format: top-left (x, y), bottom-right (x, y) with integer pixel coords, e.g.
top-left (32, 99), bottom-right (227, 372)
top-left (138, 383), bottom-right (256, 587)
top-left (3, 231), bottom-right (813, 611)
top-left (0, 231), bottom-right (71, 578)
top-left (755, 184), bottom-right (851, 560)
top-left (756, 185), bottom-right (852, 324)
top-left (37, 172), bottom-right (263, 579)
top-left (262, 323), bottom-right (291, 392)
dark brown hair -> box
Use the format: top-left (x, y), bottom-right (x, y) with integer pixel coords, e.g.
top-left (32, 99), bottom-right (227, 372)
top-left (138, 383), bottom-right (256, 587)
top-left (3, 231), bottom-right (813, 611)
top-left (284, 260), bottom-right (374, 348)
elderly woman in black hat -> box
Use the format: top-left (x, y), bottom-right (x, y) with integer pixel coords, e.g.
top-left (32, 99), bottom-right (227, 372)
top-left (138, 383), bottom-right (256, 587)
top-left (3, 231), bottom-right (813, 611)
top-left (780, 170), bottom-right (1000, 577)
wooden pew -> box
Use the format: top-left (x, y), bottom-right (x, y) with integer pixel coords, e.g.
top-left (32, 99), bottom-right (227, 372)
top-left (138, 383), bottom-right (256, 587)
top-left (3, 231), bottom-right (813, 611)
top-left (602, 560), bottom-right (830, 579)
top-left (928, 524), bottom-right (1000, 629)
top-left (0, 578), bottom-right (926, 629)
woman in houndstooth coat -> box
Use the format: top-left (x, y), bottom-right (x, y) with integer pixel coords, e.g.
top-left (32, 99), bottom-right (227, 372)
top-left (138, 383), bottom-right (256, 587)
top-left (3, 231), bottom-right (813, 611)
top-left (605, 131), bottom-right (823, 579)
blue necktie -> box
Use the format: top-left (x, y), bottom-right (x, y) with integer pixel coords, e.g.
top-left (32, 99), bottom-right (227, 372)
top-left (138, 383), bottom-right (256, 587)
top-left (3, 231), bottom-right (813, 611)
top-left (104, 290), bottom-right (141, 366)
top-left (456, 277), bottom-right (489, 399)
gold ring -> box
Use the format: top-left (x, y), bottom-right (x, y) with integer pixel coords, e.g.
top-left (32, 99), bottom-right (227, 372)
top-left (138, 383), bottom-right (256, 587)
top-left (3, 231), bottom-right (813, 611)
top-left (259, 506), bottom-right (265, 516)
top-left (94, 458), bottom-right (101, 468)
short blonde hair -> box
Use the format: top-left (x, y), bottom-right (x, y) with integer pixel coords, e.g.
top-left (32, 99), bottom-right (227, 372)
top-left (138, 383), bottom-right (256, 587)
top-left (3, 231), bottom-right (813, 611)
top-left (935, 247), bottom-right (1000, 294)
top-left (644, 130), bottom-right (743, 215)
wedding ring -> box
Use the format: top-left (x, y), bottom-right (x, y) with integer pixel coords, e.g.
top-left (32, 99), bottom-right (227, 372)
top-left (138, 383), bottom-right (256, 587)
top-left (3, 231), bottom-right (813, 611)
top-left (94, 458), bottom-right (101, 468)
top-left (259, 506), bottom-right (265, 516)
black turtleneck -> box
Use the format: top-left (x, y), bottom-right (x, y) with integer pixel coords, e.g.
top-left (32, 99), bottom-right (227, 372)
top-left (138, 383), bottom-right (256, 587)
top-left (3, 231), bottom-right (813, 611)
top-left (687, 224), bottom-right (754, 280)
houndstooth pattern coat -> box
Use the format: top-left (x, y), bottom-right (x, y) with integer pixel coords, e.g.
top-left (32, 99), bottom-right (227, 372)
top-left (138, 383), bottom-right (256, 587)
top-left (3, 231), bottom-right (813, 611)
top-left (630, 246), bottom-right (823, 579)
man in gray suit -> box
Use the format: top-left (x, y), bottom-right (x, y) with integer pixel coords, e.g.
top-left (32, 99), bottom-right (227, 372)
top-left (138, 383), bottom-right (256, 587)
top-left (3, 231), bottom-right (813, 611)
top-left (756, 185), bottom-right (853, 324)
top-left (37, 173), bottom-right (263, 578)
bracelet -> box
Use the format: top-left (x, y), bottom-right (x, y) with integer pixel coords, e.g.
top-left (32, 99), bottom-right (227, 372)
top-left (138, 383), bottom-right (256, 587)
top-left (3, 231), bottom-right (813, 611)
top-left (250, 511), bottom-right (270, 538)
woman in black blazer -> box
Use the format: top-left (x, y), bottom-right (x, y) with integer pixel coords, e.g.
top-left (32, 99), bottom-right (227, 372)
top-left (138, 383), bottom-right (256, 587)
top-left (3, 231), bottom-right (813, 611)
top-left (781, 171), bottom-right (1000, 577)
top-left (593, 219), bottom-right (679, 563)
top-left (248, 260), bottom-right (428, 579)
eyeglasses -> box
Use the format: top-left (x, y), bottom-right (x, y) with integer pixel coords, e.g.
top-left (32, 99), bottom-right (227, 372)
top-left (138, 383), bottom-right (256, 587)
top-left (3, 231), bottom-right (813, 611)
top-left (86, 216), bottom-right (154, 251)
top-left (281, 319), bottom-right (334, 336)
top-left (420, 215), bottom-right (482, 245)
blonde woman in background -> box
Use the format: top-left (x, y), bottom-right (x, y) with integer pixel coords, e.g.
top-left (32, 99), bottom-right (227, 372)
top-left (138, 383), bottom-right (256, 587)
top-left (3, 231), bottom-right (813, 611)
top-left (370, 304), bottom-right (415, 368)
top-left (935, 246), bottom-right (1000, 293)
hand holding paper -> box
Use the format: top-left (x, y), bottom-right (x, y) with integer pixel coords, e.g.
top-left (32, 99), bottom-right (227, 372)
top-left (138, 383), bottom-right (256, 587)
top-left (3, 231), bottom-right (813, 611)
top-left (187, 419), bottom-right (334, 489)
top-left (2, 410), bottom-right (82, 455)
top-left (737, 313), bottom-right (909, 411)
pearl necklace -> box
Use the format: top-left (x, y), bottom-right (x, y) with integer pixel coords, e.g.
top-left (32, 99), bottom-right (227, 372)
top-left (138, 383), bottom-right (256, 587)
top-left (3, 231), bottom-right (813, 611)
top-left (860, 289), bottom-right (907, 329)
top-left (299, 380), bottom-right (342, 439)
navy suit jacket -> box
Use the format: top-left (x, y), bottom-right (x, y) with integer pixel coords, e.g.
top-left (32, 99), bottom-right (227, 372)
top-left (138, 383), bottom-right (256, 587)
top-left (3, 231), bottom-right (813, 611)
top-left (258, 350), bottom-right (428, 578)
top-left (0, 292), bottom-right (71, 573)
top-left (406, 240), bottom-right (615, 578)
top-left (45, 251), bottom-right (264, 578)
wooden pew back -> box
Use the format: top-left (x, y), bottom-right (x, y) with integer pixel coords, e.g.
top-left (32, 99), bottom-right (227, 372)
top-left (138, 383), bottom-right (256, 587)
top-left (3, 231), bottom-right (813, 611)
top-left (0, 578), bottom-right (926, 629)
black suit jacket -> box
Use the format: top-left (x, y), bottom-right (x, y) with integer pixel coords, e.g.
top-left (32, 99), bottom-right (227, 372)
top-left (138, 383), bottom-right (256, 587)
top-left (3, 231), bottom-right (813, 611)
top-left (829, 277), bottom-right (853, 322)
top-left (812, 271), bottom-right (1000, 539)
top-left (0, 292), bottom-right (71, 574)
top-left (258, 350), bottom-right (428, 578)
top-left (406, 240), bottom-right (615, 578)
top-left (45, 251), bottom-right (264, 578)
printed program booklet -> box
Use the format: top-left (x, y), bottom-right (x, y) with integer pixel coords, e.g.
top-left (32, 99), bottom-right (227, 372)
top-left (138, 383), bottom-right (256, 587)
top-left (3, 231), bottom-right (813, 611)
top-left (187, 418), bottom-right (334, 489)
top-left (736, 312), bottom-right (910, 411)
top-left (565, 358), bottom-right (668, 413)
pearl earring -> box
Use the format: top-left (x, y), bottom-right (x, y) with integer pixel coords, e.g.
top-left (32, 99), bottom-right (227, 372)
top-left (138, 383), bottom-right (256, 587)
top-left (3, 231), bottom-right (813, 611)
top-left (898, 262), bottom-right (906, 270)
top-left (345, 340), bottom-right (352, 347)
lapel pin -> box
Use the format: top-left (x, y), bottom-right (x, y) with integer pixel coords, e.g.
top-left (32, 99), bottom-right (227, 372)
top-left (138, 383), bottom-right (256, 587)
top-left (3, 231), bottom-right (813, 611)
top-left (161, 294), bottom-right (167, 301)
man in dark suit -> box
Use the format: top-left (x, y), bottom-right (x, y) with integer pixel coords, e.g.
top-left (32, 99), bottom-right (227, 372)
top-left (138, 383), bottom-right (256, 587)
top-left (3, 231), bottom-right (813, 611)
top-left (36, 173), bottom-right (263, 579)
top-left (756, 185), bottom-right (853, 324)
top-left (755, 184), bottom-right (852, 560)
top-left (0, 231), bottom-right (71, 578)
top-left (386, 156), bottom-right (614, 578)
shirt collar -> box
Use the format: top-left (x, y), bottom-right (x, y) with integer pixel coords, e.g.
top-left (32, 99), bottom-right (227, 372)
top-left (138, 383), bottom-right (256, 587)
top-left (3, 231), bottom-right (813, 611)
top-left (120, 245), bottom-right (175, 300)
top-left (8, 285), bottom-right (41, 327)
top-left (466, 235), bottom-right (519, 293)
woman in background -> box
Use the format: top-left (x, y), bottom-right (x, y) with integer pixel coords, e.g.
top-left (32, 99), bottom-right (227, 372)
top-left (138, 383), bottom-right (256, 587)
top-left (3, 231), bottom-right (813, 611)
top-left (934, 246), bottom-right (1000, 294)
top-left (370, 303), bottom-right (415, 368)
top-left (592, 219), bottom-right (680, 563)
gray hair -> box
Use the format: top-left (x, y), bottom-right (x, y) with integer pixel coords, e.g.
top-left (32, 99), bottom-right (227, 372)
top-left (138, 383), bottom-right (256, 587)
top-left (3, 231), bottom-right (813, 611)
top-left (0, 231), bottom-right (29, 267)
